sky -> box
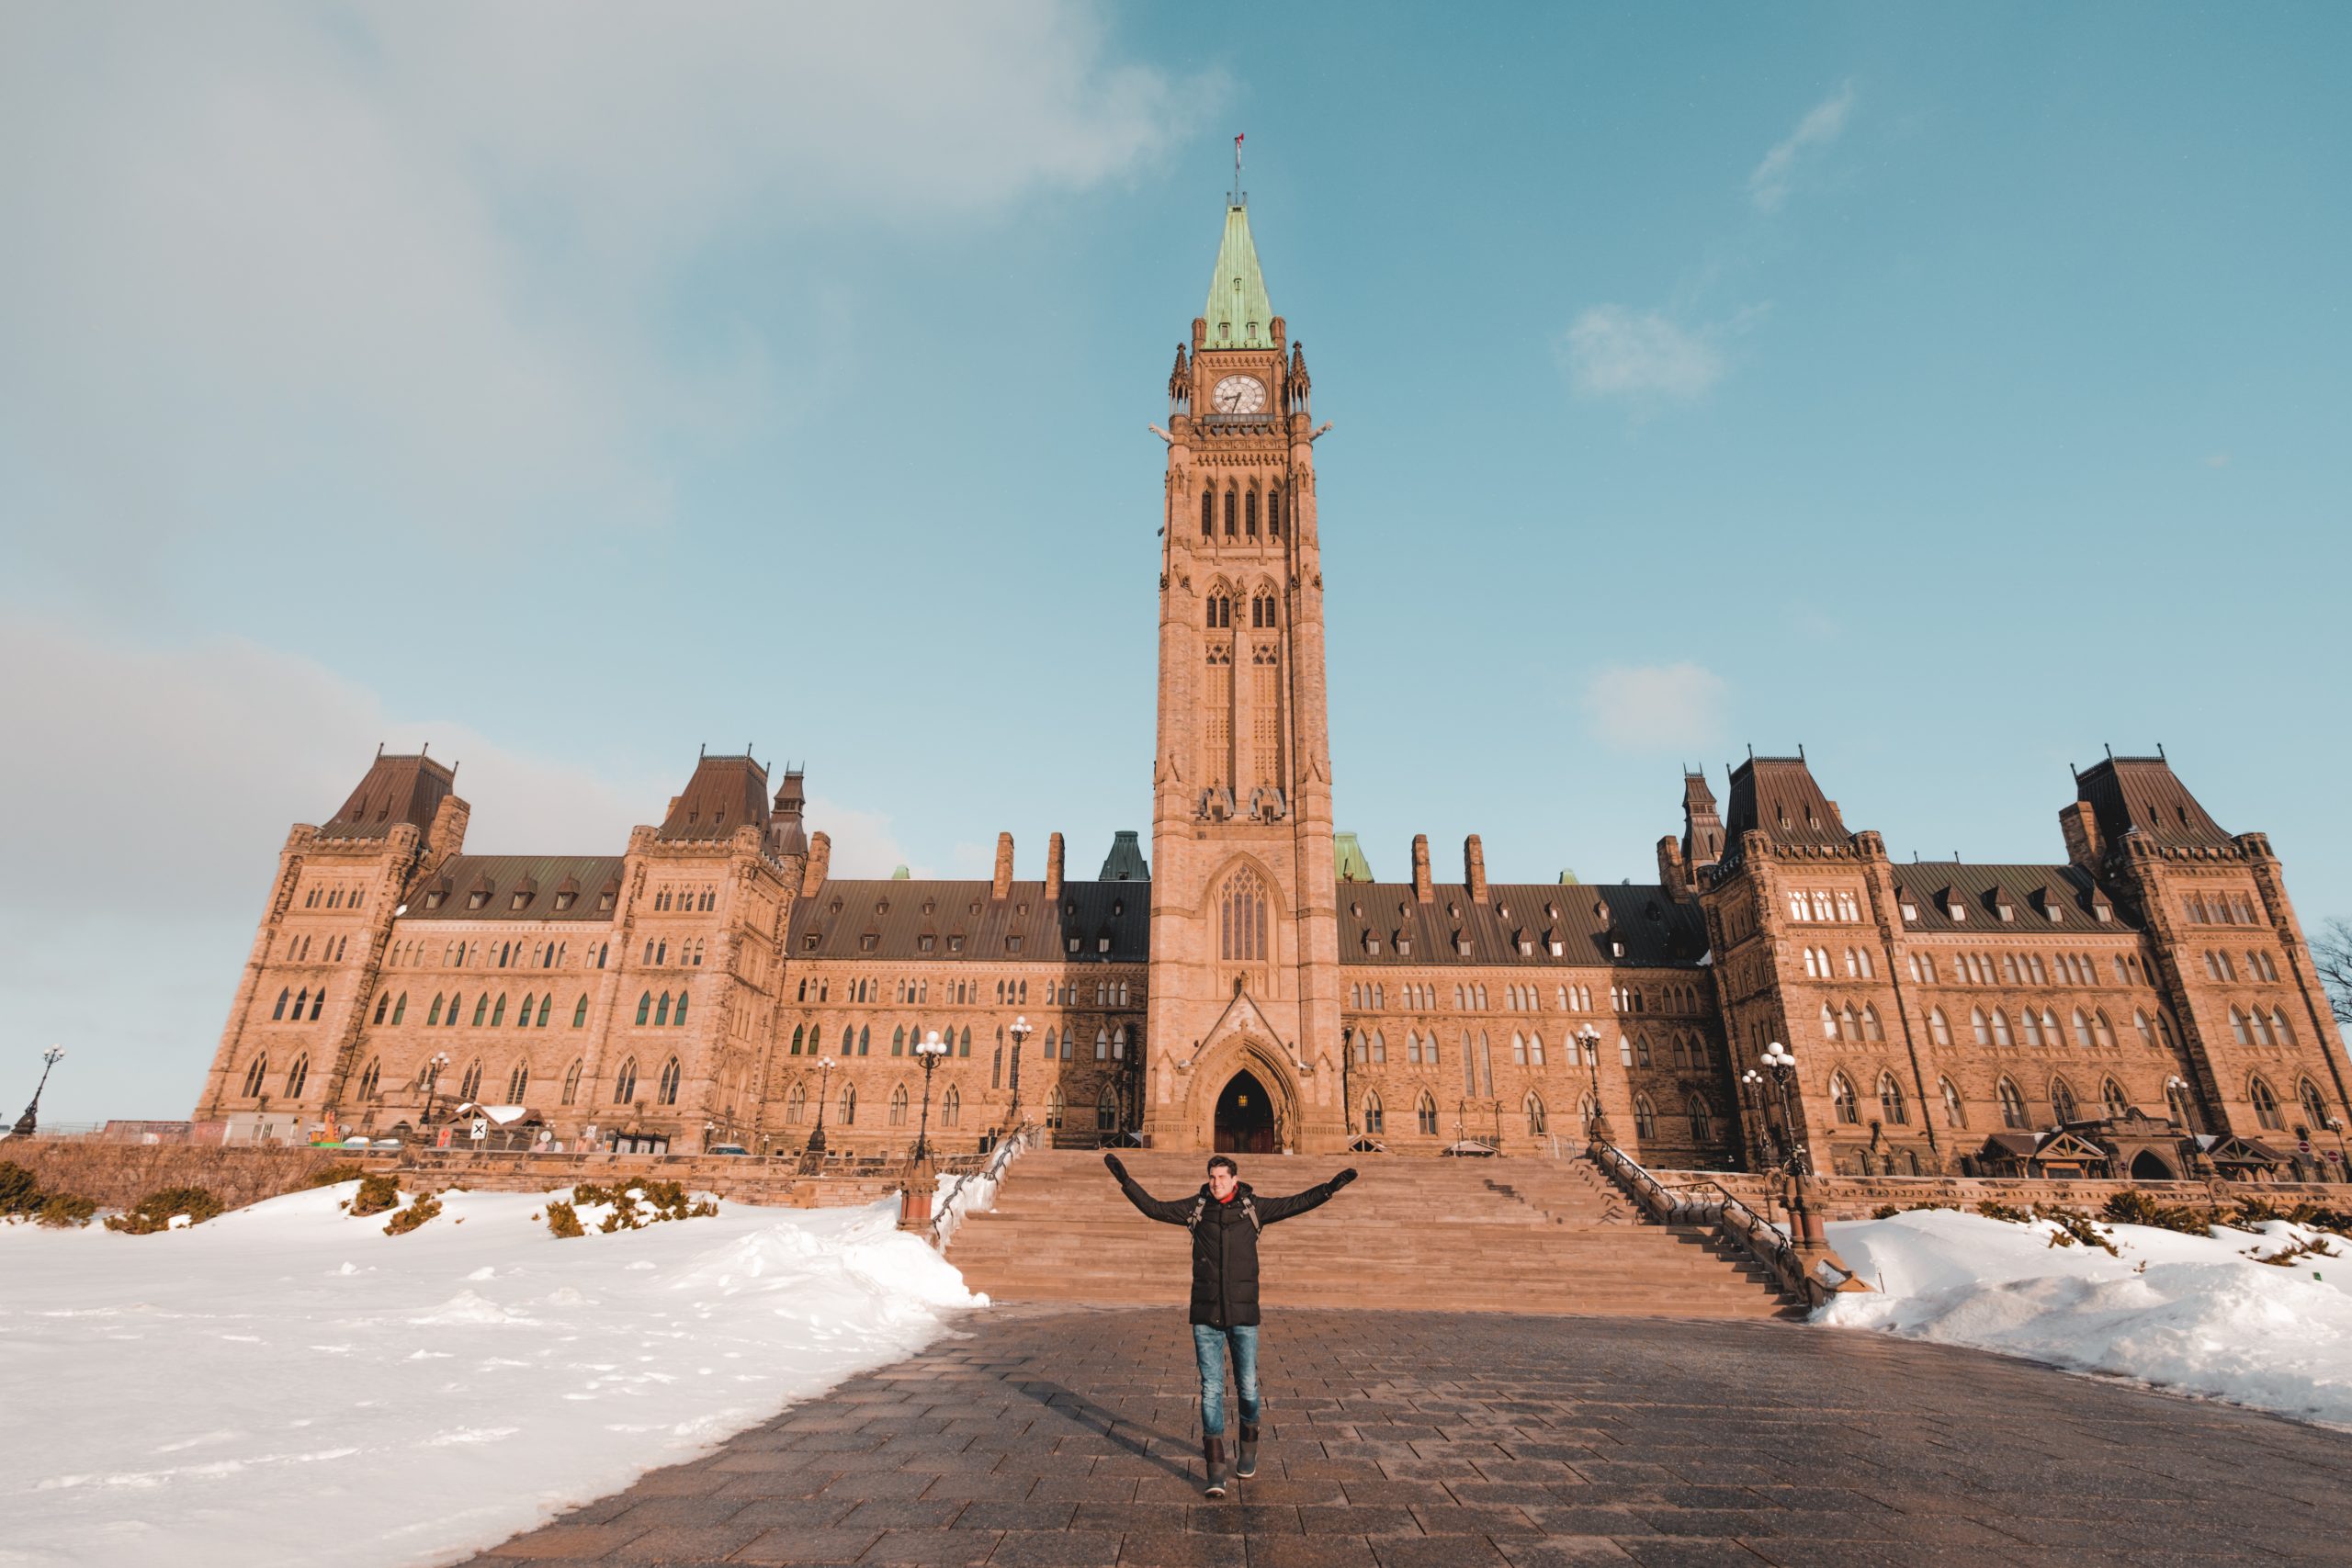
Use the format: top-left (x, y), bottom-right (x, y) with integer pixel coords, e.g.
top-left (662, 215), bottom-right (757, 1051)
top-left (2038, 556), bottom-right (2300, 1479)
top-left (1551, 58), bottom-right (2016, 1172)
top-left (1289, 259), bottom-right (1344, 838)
top-left (3, 2), bottom-right (2347, 1123)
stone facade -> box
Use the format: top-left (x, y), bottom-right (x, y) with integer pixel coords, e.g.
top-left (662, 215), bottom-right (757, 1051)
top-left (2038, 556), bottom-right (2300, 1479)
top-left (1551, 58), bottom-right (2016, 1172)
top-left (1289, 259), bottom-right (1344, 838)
top-left (192, 194), bottom-right (2352, 1177)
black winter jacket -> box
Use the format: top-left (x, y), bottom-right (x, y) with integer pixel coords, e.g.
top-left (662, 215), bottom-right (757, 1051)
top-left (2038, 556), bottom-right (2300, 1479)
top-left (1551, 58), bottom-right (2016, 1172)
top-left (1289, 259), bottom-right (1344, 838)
top-left (1114, 1173), bottom-right (1341, 1327)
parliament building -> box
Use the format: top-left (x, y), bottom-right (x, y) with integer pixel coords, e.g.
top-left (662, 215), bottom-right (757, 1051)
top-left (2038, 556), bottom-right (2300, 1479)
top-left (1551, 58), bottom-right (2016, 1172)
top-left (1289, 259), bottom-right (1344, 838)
top-left (195, 194), bottom-right (2351, 1182)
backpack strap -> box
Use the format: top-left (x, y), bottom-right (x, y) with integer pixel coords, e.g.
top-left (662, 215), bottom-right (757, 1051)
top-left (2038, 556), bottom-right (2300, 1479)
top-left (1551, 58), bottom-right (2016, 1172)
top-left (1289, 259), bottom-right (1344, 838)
top-left (1186, 1194), bottom-right (1207, 1229)
top-left (1242, 1195), bottom-right (1262, 1234)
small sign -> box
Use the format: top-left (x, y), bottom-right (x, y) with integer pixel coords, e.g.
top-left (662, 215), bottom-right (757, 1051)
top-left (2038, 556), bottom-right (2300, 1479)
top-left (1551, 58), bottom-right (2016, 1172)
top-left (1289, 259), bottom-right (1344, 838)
top-left (469, 1117), bottom-right (488, 1143)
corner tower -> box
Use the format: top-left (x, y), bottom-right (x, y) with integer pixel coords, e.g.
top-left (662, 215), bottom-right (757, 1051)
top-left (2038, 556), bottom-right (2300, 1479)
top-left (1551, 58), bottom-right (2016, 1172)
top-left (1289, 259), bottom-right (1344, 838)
top-left (1145, 187), bottom-right (1345, 1152)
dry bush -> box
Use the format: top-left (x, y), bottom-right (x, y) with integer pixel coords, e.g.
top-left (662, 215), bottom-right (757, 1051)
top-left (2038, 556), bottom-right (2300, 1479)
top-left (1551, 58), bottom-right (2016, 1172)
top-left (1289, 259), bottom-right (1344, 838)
top-left (105, 1186), bottom-right (226, 1235)
top-left (545, 1200), bottom-right (584, 1238)
top-left (382, 1193), bottom-right (443, 1235)
top-left (349, 1173), bottom-right (401, 1217)
top-left (2103, 1190), bottom-right (2211, 1235)
top-left (37, 1193), bottom-right (98, 1228)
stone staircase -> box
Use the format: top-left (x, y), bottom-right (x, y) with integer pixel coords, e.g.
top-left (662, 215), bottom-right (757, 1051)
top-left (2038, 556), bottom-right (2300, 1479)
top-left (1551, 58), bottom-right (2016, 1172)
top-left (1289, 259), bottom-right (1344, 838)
top-left (950, 1149), bottom-right (1795, 1318)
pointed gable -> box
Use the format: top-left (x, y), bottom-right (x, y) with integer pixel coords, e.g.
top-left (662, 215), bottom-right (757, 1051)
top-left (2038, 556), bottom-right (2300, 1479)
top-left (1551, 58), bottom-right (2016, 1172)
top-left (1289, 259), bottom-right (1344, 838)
top-left (1203, 201), bottom-right (1275, 349)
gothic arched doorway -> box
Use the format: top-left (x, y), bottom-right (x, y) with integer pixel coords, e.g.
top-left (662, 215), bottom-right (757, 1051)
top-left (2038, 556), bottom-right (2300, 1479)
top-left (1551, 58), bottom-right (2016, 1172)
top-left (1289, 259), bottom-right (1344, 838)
top-left (2130, 1149), bottom-right (2175, 1180)
top-left (1216, 1069), bottom-right (1277, 1155)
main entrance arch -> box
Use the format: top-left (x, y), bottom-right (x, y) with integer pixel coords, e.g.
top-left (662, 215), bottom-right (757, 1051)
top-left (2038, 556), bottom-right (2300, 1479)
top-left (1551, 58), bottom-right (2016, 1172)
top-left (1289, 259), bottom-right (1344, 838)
top-left (1215, 1069), bottom-right (1277, 1154)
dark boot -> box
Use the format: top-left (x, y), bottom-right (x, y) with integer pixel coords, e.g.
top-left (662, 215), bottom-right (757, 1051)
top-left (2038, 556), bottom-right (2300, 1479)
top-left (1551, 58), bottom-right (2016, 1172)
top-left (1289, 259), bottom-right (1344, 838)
top-left (1236, 1420), bottom-right (1260, 1479)
top-left (1202, 1435), bottom-right (1229, 1497)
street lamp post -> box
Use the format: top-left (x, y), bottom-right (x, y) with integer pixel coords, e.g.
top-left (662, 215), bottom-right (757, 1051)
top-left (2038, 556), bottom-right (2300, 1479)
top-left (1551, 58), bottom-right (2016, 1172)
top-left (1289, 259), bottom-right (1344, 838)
top-left (420, 1051), bottom-right (451, 1134)
top-left (1576, 1025), bottom-right (1608, 1143)
top-left (2165, 1074), bottom-right (2206, 1177)
top-left (912, 1031), bottom-right (951, 1164)
top-left (9, 1046), bottom-right (64, 1139)
top-left (1741, 1067), bottom-right (1773, 1168)
top-left (1007, 1015), bottom-right (1031, 1133)
top-left (2326, 1116), bottom-right (2348, 1186)
top-left (807, 1056), bottom-right (836, 1157)
top-left (1759, 1041), bottom-right (1808, 1177)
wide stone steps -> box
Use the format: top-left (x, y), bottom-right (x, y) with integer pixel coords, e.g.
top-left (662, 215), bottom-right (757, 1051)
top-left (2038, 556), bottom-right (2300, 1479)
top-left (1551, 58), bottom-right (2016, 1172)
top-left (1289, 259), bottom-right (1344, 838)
top-left (950, 1150), bottom-right (1792, 1318)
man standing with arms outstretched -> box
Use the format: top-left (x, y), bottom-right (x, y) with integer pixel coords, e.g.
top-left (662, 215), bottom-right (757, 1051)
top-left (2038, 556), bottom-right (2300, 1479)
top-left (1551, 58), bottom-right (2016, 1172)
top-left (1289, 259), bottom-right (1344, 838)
top-left (1104, 1152), bottom-right (1357, 1496)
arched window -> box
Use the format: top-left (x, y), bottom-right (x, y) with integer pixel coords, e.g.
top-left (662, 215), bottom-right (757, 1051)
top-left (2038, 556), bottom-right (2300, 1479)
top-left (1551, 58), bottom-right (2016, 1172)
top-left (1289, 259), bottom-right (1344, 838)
top-left (561, 1058), bottom-right (582, 1105)
top-left (310, 988), bottom-right (325, 1021)
top-left (390, 992), bottom-right (407, 1026)
top-left (1687, 1095), bottom-right (1712, 1142)
top-left (1839, 1004), bottom-right (1860, 1042)
top-left (2050, 1077), bottom-right (2078, 1124)
top-left (517, 992), bottom-right (536, 1028)
top-left (1939, 1078), bottom-right (1965, 1128)
top-left (1045, 1086), bottom-right (1064, 1130)
top-left (1095, 1027), bottom-right (1110, 1061)
top-left (1417, 1092), bottom-right (1439, 1136)
top-left (1268, 483), bottom-right (1283, 537)
top-left (889, 1084), bottom-right (910, 1126)
top-left (2229, 1006), bottom-right (2252, 1046)
top-left (1201, 486), bottom-right (1214, 536)
top-left (653, 1056), bottom-right (680, 1106)
top-left (1992, 1077), bottom-right (2025, 1127)
top-left (1819, 1002), bottom-right (1836, 1039)
top-left (2092, 1011), bottom-right (2116, 1050)
top-left (272, 987), bottom-right (290, 1021)
top-left (1633, 1096), bottom-right (1657, 1139)
top-left (357, 1056), bottom-right (381, 1099)
top-left (786, 1082), bottom-right (807, 1123)
top-left (1245, 489), bottom-right (1259, 536)
top-left (1878, 1073), bottom-right (1906, 1125)
top-left (458, 1059), bottom-right (482, 1102)
top-left (2253, 1009), bottom-right (2278, 1046)
top-left (612, 1056), bottom-right (638, 1103)
top-left (1218, 865), bottom-right (1270, 963)
top-left (654, 993), bottom-right (672, 1027)
top-left (501, 1061), bottom-right (526, 1103)
top-left (944, 1085), bottom-right (962, 1127)
top-left (1363, 1089), bottom-right (1384, 1134)
top-left (1525, 1093), bottom-right (1547, 1136)
top-left (1971, 1008), bottom-right (1991, 1046)
top-left (1096, 1086), bottom-right (1118, 1132)
top-left (840, 1083), bottom-right (858, 1124)
top-left (1982, 1008), bottom-right (2008, 1048)
top-left (1861, 1006), bottom-right (1884, 1043)
top-left (2100, 1077), bottom-right (2128, 1119)
top-left (2249, 1077), bottom-right (2281, 1130)
top-left (374, 992), bottom-right (390, 1025)
top-left (284, 1053), bottom-right (310, 1099)
top-left (1928, 1008), bottom-right (1951, 1047)
top-left (2299, 1079), bottom-right (2327, 1134)
top-left (537, 994), bottom-right (552, 1028)
top-left (2273, 1008), bottom-right (2297, 1047)
top-left (858, 1024), bottom-right (870, 1055)
top-left (1829, 1073), bottom-right (1860, 1125)
top-left (1224, 489), bottom-right (1237, 536)
top-left (2071, 1009), bottom-right (2093, 1048)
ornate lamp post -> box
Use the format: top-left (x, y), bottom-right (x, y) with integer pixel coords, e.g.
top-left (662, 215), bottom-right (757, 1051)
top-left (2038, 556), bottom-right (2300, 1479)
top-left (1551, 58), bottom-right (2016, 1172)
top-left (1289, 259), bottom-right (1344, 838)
top-left (2326, 1116), bottom-right (2347, 1185)
top-left (10, 1046), bottom-right (64, 1139)
top-left (806, 1056), bottom-right (836, 1158)
top-left (1576, 1024), bottom-right (1608, 1143)
top-left (2165, 1074), bottom-right (2207, 1177)
top-left (1007, 1015), bottom-right (1031, 1132)
top-left (1741, 1066), bottom-right (1773, 1168)
top-left (419, 1050), bottom-right (451, 1132)
top-left (1759, 1041), bottom-right (1808, 1177)
top-left (912, 1031), bottom-right (951, 1164)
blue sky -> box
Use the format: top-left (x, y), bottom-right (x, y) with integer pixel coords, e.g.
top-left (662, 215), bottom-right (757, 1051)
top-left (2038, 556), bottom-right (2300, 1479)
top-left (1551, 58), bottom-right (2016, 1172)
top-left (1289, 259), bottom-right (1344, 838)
top-left (4, 2), bottom-right (2346, 1122)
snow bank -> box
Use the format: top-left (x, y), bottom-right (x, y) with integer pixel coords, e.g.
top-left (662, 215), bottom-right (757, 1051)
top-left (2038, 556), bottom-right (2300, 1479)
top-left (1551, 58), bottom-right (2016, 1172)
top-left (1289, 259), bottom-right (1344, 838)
top-left (0, 1182), bottom-right (983, 1568)
top-left (1822, 1207), bottom-right (2352, 1427)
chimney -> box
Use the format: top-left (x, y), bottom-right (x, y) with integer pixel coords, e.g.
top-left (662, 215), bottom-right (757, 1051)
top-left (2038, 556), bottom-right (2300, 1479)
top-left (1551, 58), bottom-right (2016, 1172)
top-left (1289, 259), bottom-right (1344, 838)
top-left (1657, 835), bottom-right (1689, 901)
top-left (1045, 832), bottom-right (1065, 900)
top-left (1464, 834), bottom-right (1488, 903)
top-left (2059, 800), bottom-right (2104, 871)
top-left (991, 832), bottom-right (1014, 899)
top-left (1411, 834), bottom-right (1432, 903)
top-left (800, 829), bottom-right (831, 897)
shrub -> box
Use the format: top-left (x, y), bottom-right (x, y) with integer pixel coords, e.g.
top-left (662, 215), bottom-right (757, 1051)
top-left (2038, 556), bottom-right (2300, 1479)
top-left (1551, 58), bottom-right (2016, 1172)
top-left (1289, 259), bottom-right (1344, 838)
top-left (0, 1160), bottom-right (40, 1218)
top-left (1872, 1200), bottom-right (1956, 1220)
top-left (37, 1193), bottom-right (97, 1228)
top-left (349, 1173), bottom-right (401, 1217)
top-left (2103, 1190), bottom-right (2211, 1235)
top-left (2034, 1205), bottom-right (2119, 1257)
top-left (302, 1163), bottom-right (366, 1190)
top-left (2231, 1195), bottom-right (2291, 1228)
top-left (1976, 1200), bottom-right (2032, 1224)
top-left (383, 1193), bottom-right (442, 1235)
top-left (105, 1186), bottom-right (226, 1235)
top-left (2251, 1235), bottom-right (2339, 1268)
top-left (545, 1200), bottom-right (584, 1239)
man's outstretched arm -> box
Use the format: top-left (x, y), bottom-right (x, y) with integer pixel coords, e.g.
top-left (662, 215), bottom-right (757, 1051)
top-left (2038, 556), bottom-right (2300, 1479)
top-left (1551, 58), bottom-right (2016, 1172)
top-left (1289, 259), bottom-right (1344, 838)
top-left (1253, 1167), bottom-right (1358, 1224)
top-left (1104, 1152), bottom-right (1195, 1224)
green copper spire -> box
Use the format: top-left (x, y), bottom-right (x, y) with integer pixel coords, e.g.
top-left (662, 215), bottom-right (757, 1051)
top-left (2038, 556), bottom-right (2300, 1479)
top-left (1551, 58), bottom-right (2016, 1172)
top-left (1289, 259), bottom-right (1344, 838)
top-left (1203, 200), bottom-right (1275, 349)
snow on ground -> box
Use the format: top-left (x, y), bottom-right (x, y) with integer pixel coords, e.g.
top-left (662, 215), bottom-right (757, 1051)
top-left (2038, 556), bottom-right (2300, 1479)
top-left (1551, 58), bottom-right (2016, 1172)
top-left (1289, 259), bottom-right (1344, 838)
top-left (1822, 1207), bottom-right (2352, 1427)
top-left (0, 1180), bottom-right (985, 1568)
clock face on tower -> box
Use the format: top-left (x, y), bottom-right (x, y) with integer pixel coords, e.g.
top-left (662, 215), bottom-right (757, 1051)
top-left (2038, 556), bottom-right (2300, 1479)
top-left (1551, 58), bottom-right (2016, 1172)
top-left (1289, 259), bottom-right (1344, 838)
top-left (1210, 375), bottom-right (1267, 414)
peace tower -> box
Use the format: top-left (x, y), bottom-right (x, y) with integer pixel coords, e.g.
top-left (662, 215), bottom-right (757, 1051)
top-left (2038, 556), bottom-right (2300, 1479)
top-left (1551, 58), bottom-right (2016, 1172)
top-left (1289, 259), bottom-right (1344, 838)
top-left (1142, 191), bottom-right (1347, 1153)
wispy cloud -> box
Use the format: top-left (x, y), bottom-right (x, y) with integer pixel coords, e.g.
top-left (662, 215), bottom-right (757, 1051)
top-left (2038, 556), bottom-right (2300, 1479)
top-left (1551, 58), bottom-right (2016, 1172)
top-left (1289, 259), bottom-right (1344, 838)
top-left (1583, 662), bottom-right (1728, 751)
top-left (1559, 306), bottom-right (1725, 401)
top-left (1748, 81), bottom-right (1857, 211)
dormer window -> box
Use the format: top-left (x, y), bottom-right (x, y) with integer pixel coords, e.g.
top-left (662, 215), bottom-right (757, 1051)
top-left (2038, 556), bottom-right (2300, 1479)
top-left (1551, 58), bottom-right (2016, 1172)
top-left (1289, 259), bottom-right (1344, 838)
top-left (511, 891), bottom-right (531, 910)
top-left (1546, 932), bottom-right (1565, 957)
top-left (858, 932), bottom-right (878, 953)
top-left (1611, 940), bottom-right (1625, 958)
top-left (468, 890), bottom-right (490, 910)
top-left (829, 899), bottom-right (843, 915)
top-left (552, 891), bottom-right (576, 912)
top-left (1113, 899), bottom-right (1125, 917)
top-left (2093, 903), bottom-right (2112, 924)
top-left (1900, 902), bottom-right (1917, 922)
top-left (1006, 935), bottom-right (1023, 953)
top-left (1395, 932), bottom-right (1412, 956)
top-left (1068, 937), bottom-right (1081, 953)
top-left (922, 900), bottom-right (936, 916)
top-left (1454, 933), bottom-right (1472, 956)
top-left (1363, 932), bottom-right (1381, 955)
top-left (424, 891), bottom-right (447, 910)
top-left (918, 934), bottom-right (936, 953)
top-left (1996, 899), bottom-right (2014, 922)
top-left (875, 899), bottom-right (889, 916)
top-left (1098, 936), bottom-right (1112, 953)
top-left (596, 890), bottom-right (616, 911)
top-left (802, 932), bottom-right (821, 951)
top-left (947, 934), bottom-right (965, 953)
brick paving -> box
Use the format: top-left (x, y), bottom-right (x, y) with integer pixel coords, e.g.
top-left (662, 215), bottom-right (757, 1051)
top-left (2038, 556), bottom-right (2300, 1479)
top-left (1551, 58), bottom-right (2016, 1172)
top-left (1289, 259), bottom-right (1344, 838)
top-left (458, 1307), bottom-right (2352, 1567)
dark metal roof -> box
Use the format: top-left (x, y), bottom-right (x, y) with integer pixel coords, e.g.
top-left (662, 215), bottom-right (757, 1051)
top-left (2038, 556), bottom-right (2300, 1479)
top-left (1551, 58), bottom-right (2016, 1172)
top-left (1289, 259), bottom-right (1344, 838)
top-left (1887, 863), bottom-right (2131, 933)
top-left (402, 856), bottom-right (625, 922)
top-left (2074, 756), bottom-right (2231, 850)
top-left (771, 769), bottom-right (808, 856)
top-left (1336, 883), bottom-right (1707, 968)
top-left (657, 754), bottom-right (771, 842)
top-left (788, 880), bottom-right (1148, 963)
top-left (1722, 756), bottom-right (1847, 853)
top-left (319, 751), bottom-right (456, 840)
top-left (1098, 831), bottom-right (1149, 882)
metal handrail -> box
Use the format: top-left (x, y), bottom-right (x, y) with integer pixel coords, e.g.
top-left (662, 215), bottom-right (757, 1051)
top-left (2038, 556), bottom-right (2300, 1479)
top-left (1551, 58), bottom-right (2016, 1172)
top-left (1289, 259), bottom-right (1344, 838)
top-left (1589, 1140), bottom-right (1808, 1301)
top-left (929, 1122), bottom-right (1034, 1247)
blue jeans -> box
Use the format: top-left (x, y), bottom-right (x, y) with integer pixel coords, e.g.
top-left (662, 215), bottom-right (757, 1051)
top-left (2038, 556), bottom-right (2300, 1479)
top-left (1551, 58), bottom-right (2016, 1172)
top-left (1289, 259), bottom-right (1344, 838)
top-left (1191, 1323), bottom-right (1260, 1438)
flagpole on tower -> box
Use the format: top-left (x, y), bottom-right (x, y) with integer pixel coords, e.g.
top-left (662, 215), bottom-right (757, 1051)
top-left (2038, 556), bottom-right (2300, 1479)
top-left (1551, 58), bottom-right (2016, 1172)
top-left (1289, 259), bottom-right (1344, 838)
top-left (1232, 131), bottom-right (1244, 207)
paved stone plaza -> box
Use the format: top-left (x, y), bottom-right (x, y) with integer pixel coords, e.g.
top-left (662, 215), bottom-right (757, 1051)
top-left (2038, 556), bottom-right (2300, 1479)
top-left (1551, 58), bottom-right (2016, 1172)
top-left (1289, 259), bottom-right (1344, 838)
top-left (461, 1307), bottom-right (2352, 1567)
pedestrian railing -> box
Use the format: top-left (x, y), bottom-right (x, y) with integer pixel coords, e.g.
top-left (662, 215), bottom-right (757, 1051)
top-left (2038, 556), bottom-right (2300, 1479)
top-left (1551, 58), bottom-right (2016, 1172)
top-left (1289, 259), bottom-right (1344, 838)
top-left (1589, 1138), bottom-right (1860, 1307)
top-left (929, 1122), bottom-right (1035, 1248)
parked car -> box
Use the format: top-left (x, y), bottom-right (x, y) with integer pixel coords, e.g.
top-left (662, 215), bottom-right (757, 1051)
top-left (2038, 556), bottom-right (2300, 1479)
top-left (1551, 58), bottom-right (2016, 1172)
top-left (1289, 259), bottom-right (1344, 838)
top-left (708, 1144), bottom-right (751, 1156)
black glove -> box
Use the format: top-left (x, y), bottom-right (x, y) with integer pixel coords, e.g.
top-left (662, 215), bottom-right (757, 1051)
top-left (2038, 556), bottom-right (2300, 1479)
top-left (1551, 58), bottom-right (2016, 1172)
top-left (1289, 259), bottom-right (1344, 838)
top-left (1103, 1152), bottom-right (1129, 1182)
top-left (1329, 1168), bottom-right (1358, 1190)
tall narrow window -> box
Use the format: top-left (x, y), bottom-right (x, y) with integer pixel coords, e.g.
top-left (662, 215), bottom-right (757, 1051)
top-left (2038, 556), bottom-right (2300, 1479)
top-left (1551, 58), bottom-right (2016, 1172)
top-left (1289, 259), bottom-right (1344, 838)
top-left (1939, 1078), bottom-right (1965, 1128)
top-left (358, 1057), bottom-right (381, 1099)
top-left (657, 1056), bottom-right (681, 1106)
top-left (1686, 1095), bottom-right (1711, 1142)
top-left (1997, 1077), bottom-right (2027, 1128)
top-left (242, 1054), bottom-right (269, 1097)
top-left (1417, 1092), bottom-right (1439, 1136)
top-left (507, 1062), bottom-right (530, 1102)
top-left (284, 1053), bottom-right (310, 1099)
top-left (613, 1056), bottom-right (638, 1103)
top-left (1829, 1073), bottom-right (1860, 1125)
top-left (1363, 1090), bottom-right (1384, 1134)
top-left (2250, 1077), bottom-right (2281, 1130)
top-left (1268, 484), bottom-right (1283, 537)
top-left (561, 1058), bottom-right (582, 1105)
top-left (458, 1059), bottom-right (482, 1102)
top-left (1224, 490), bottom-right (1236, 536)
top-left (1218, 865), bottom-right (1269, 963)
top-left (1245, 490), bottom-right (1258, 536)
top-left (1877, 1073), bottom-right (1906, 1125)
